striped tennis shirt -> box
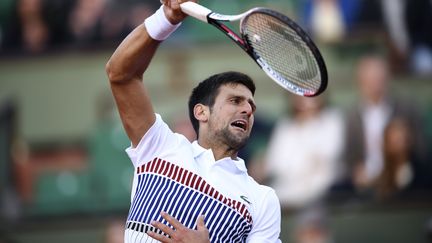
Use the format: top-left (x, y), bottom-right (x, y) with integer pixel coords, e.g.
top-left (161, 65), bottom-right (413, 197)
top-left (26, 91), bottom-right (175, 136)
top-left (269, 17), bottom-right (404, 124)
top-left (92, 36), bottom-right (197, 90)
top-left (124, 114), bottom-right (281, 243)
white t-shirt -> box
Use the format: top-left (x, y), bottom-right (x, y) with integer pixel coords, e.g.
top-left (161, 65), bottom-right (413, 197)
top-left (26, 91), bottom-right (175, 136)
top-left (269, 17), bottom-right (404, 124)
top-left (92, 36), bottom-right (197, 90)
top-left (124, 114), bottom-right (281, 243)
top-left (266, 109), bottom-right (344, 208)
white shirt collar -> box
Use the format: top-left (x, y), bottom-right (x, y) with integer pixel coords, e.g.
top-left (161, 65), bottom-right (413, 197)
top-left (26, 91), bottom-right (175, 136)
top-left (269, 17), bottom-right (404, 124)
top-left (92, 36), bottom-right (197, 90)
top-left (191, 141), bottom-right (248, 173)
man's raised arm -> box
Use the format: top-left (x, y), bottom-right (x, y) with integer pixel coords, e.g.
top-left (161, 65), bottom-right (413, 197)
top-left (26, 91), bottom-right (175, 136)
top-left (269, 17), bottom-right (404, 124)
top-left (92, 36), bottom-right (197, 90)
top-left (105, 1), bottom-right (188, 147)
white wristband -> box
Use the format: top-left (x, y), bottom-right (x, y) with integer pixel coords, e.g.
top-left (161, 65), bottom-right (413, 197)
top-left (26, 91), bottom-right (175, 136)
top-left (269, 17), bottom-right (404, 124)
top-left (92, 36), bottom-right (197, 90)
top-left (144, 5), bottom-right (181, 41)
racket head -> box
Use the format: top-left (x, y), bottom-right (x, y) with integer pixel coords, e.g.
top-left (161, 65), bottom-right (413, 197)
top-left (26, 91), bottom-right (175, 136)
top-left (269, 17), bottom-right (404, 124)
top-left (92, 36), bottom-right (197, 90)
top-left (240, 8), bottom-right (327, 97)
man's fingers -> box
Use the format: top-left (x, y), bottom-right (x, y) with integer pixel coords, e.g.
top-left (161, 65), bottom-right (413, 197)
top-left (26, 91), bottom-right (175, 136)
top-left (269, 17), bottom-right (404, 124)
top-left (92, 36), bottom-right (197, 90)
top-left (196, 214), bottom-right (209, 238)
top-left (161, 0), bottom-right (193, 8)
top-left (150, 213), bottom-right (210, 243)
top-left (161, 211), bottom-right (184, 229)
top-left (151, 219), bottom-right (176, 237)
top-left (196, 215), bottom-right (206, 229)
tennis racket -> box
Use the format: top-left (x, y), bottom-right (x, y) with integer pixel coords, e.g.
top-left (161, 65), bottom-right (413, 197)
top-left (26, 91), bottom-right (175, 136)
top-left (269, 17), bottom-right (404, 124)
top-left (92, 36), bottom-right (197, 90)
top-left (175, 1), bottom-right (328, 97)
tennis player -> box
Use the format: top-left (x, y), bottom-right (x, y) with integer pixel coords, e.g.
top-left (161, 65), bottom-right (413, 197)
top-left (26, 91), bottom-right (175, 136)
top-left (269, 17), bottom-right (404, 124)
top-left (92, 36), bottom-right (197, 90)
top-left (105, 0), bottom-right (282, 242)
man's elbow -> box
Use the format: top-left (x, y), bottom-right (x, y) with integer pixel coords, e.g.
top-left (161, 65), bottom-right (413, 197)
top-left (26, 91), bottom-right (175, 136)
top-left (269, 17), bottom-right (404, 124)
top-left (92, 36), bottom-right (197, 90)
top-left (106, 60), bottom-right (125, 83)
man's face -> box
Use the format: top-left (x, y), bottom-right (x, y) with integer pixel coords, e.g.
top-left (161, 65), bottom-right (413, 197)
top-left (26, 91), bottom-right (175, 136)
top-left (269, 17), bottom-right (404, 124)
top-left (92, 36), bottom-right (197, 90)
top-left (206, 83), bottom-right (256, 151)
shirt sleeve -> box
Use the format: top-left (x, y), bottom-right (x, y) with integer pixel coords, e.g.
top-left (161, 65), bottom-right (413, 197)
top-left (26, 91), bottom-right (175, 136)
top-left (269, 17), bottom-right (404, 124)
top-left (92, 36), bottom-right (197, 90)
top-left (247, 189), bottom-right (282, 243)
top-left (125, 114), bottom-right (180, 167)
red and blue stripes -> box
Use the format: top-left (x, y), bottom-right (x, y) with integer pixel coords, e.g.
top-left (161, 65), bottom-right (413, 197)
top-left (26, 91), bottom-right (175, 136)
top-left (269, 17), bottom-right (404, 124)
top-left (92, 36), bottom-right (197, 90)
top-left (126, 157), bottom-right (253, 242)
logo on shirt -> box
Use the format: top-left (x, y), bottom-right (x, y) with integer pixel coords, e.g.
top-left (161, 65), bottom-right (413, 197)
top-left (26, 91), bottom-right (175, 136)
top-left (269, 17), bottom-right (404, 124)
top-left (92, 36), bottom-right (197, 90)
top-left (240, 195), bottom-right (251, 205)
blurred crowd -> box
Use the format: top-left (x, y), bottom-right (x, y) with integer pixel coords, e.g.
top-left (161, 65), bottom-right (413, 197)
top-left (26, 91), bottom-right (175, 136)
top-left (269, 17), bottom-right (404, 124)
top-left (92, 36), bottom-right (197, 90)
top-left (301, 0), bottom-right (432, 76)
top-left (1, 0), bottom-right (432, 76)
top-left (0, 0), bottom-right (159, 54)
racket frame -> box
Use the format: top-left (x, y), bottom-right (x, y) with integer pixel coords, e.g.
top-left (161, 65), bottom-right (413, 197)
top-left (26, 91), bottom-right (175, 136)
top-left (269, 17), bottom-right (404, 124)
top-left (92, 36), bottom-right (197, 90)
top-left (180, 2), bottom-right (328, 97)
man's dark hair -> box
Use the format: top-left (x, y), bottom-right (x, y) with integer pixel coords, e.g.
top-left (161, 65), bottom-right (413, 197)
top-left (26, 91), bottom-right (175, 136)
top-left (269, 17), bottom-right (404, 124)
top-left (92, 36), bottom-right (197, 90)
top-left (188, 71), bottom-right (256, 135)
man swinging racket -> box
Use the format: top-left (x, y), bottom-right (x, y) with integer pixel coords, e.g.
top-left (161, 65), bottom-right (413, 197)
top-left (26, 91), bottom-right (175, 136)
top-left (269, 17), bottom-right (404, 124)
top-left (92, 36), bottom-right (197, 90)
top-left (105, 0), bottom-right (282, 242)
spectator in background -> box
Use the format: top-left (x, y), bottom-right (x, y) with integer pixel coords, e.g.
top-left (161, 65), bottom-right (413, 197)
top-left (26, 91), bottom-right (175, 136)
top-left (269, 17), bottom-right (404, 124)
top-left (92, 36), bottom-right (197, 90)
top-left (0, 0), bottom-right (156, 54)
top-left (2, 0), bottom-right (77, 54)
top-left (265, 94), bottom-right (344, 209)
top-left (17, 0), bottom-right (49, 53)
top-left (379, 0), bottom-right (409, 73)
top-left (68, 0), bottom-right (156, 46)
top-left (68, 0), bottom-right (107, 43)
top-left (302, 0), bottom-right (361, 44)
top-left (377, 0), bottom-right (432, 75)
top-left (264, 94), bottom-right (343, 243)
top-left (375, 118), bottom-right (414, 201)
top-left (99, 1), bottom-right (154, 42)
top-left (362, 0), bottom-right (432, 75)
top-left (344, 54), bottom-right (428, 195)
top-left (405, 0), bottom-right (432, 76)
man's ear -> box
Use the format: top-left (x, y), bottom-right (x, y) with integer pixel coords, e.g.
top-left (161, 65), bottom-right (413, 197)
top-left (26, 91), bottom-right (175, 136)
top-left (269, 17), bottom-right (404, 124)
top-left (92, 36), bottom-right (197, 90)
top-left (194, 104), bottom-right (209, 123)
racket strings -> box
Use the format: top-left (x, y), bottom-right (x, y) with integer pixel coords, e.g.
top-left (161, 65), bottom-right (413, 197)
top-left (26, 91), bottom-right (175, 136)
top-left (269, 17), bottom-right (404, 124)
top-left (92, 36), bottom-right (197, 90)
top-left (242, 13), bottom-right (321, 93)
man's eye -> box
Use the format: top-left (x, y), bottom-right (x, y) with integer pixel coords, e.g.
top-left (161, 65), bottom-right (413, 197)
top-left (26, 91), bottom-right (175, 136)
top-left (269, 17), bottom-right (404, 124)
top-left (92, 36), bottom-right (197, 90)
top-left (230, 98), bottom-right (240, 104)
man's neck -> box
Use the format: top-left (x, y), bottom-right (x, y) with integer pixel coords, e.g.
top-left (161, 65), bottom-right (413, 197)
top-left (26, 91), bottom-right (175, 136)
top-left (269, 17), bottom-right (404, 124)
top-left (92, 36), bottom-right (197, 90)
top-left (197, 138), bottom-right (238, 161)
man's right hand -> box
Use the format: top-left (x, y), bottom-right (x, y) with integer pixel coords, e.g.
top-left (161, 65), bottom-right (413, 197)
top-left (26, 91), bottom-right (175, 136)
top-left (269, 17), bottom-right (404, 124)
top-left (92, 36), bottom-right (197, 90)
top-left (161, 0), bottom-right (196, 25)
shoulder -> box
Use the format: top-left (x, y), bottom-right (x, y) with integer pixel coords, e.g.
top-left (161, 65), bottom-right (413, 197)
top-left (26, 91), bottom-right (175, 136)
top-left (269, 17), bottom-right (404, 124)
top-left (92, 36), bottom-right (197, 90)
top-left (126, 113), bottom-right (193, 167)
top-left (247, 178), bottom-right (280, 220)
top-left (246, 182), bottom-right (282, 242)
top-left (257, 184), bottom-right (280, 206)
top-left (247, 178), bottom-right (280, 208)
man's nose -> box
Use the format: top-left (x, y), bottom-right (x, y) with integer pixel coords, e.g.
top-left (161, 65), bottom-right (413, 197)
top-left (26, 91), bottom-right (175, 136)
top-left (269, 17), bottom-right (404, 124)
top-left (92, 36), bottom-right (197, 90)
top-left (241, 102), bottom-right (253, 116)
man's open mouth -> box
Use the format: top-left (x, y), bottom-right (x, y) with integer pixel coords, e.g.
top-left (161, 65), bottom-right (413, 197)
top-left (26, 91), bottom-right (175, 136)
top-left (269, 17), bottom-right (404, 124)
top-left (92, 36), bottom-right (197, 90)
top-left (231, 120), bottom-right (247, 131)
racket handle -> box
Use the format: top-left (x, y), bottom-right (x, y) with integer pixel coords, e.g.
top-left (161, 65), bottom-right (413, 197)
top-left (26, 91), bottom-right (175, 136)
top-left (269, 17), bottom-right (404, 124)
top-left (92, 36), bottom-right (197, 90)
top-left (180, 2), bottom-right (212, 23)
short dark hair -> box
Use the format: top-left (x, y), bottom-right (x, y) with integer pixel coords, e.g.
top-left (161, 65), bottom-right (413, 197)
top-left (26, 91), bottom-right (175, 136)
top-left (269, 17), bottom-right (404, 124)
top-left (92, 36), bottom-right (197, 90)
top-left (188, 71), bottom-right (256, 135)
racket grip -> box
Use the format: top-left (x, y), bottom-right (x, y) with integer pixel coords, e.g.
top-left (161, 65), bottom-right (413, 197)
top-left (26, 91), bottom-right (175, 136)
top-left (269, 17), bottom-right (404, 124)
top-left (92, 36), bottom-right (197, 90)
top-left (180, 2), bottom-right (212, 23)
